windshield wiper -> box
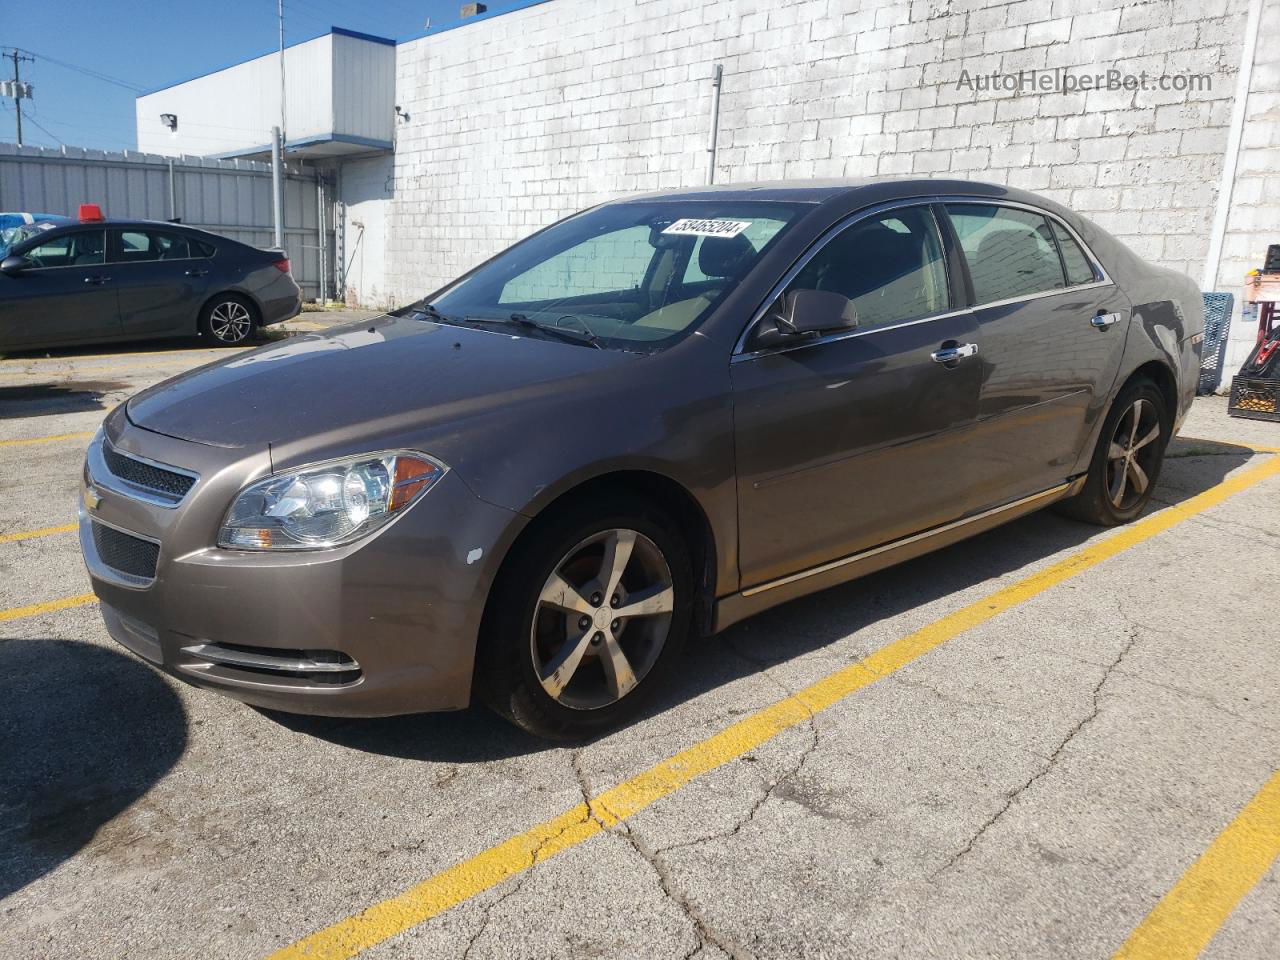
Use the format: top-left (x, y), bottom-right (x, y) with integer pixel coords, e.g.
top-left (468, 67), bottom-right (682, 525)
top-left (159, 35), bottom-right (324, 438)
top-left (466, 313), bottom-right (603, 349)
top-left (409, 302), bottom-right (452, 323)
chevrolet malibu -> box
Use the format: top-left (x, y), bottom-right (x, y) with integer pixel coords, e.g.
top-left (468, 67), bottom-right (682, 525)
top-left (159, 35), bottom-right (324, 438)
top-left (81, 179), bottom-right (1203, 738)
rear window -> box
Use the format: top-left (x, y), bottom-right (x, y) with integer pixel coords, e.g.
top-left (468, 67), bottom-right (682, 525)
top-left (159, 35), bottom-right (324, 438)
top-left (1050, 220), bottom-right (1098, 286)
top-left (946, 204), bottom-right (1066, 305)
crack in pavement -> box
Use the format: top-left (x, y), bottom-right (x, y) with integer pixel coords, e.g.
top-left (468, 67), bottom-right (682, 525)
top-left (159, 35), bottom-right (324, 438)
top-left (460, 751), bottom-right (592, 960)
top-left (566, 639), bottom-right (829, 960)
top-left (933, 615), bottom-right (1140, 877)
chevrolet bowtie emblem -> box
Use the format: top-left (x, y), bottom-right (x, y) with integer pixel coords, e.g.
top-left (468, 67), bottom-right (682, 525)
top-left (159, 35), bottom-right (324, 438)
top-left (84, 486), bottom-right (102, 510)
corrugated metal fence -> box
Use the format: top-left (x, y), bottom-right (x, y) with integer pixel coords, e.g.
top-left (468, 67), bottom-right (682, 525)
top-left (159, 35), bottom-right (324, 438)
top-left (0, 143), bottom-right (330, 299)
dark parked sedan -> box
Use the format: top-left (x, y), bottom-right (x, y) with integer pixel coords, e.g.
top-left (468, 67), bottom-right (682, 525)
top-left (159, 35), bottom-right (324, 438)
top-left (0, 216), bottom-right (301, 351)
top-left (80, 178), bottom-right (1203, 738)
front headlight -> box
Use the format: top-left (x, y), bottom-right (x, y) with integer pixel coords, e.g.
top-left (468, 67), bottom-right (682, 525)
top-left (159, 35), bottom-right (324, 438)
top-left (218, 450), bottom-right (446, 550)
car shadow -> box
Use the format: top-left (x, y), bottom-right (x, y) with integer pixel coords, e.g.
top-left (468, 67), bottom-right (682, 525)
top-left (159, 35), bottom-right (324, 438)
top-left (0, 639), bottom-right (187, 900)
top-left (0, 381), bottom-right (131, 419)
top-left (266, 438), bottom-right (1258, 763)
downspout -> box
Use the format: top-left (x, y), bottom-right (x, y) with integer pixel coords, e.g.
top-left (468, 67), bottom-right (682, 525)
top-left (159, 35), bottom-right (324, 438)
top-left (1201, 0), bottom-right (1264, 292)
top-left (707, 64), bottom-right (723, 185)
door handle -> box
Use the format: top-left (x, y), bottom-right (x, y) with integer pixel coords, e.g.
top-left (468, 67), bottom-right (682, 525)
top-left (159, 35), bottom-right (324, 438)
top-left (1091, 312), bottom-right (1121, 328)
top-left (931, 342), bottom-right (978, 364)
top-left (184, 269), bottom-right (209, 277)
top-left (83, 275), bottom-right (112, 285)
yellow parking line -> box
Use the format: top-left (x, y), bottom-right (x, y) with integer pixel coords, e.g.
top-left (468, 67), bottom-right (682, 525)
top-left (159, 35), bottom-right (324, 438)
top-left (1112, 769), bottom-right (1280, 960)
top-left (0, 431), bottom-right (95, 449)
top-left (267, 452), bottom-right (1280, 960)
top-left (0, 522), bottom-right (77, 544)
top-left (1178, 437), bottom-right (1280, 456)
top-left (0, 592), bottom-right (97, 623)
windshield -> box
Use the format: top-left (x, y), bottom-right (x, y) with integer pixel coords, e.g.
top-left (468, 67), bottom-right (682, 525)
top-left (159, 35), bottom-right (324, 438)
top-left (1, 224), bottom-right (45, 258)
top-left (424, 201), bottom-right (806, 351)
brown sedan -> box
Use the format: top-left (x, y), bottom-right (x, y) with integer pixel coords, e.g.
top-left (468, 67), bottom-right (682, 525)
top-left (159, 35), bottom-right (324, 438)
top-left (80, 179), bottom-right (1204, 738)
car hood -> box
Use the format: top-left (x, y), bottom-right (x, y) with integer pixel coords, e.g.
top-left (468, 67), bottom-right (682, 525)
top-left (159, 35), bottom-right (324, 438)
top-left (126, 314), bottom-right (638, 455)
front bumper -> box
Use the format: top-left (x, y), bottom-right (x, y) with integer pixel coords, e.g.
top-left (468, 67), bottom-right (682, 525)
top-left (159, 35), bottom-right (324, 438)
top-left (80, 412), bottom-right (525, 717)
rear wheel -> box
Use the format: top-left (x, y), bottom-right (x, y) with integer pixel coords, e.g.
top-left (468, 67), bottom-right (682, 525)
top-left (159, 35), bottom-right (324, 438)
top-left (200, 294), bottom-right (257, 346)
top-left (1056, 379), bottom-right (1169, 526)
top-left (477, 499), bottom-right (692, 739)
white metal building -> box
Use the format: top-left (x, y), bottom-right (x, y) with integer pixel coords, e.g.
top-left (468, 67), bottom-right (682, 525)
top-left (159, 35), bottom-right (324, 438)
top-left (137, 0), bottom-right (1279, 374)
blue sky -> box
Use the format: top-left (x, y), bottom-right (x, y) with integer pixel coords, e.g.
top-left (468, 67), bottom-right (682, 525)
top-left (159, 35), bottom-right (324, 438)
top-left (1, 0), bottom-right (512, 152)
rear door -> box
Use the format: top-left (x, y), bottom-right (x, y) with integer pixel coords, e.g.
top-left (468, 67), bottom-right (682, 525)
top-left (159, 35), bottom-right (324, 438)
top-left (109, 228), bottom-right (212, 340)
top-left (944, 202), bottom-right (1131, 506)
top-left (0, 228), bottom-right (119, 349)
top-left (731, 203), bottom-right (983, 587)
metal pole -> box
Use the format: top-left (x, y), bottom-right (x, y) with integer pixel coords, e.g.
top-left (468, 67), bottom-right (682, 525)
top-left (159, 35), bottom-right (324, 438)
top-left (707, 63), bottom-right (723, 186)
top-left (316, 170), bottom-right (328, 303)
top-left (278, 0), bottom-right (287, 147)
top-left (167, 158), bottom-right (176, 220)
top-left (271, 126), bottom-right (284, 249)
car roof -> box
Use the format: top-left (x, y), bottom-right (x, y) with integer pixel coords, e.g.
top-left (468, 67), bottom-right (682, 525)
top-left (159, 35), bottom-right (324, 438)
top-left (617, 177), bottom-right (1054, 209)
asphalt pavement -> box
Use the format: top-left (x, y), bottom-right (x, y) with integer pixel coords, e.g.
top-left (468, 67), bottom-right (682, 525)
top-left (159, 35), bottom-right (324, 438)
top-left (1, 315), bottom-right (1277, 960)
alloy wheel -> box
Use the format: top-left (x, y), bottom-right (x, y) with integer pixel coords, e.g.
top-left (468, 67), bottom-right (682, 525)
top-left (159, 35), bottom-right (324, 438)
top-left (531, 528), bottom-right (674, 710)
top-left (1105, 397), bottom-right (1162, 511)
top-left (209, 301), bottom-right (252, 343)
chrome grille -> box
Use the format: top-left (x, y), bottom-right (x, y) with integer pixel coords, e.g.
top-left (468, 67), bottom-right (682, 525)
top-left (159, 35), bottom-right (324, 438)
top-left (91, 522), bottom-right (160, 581)
top-left (102, 441), bottom-right (196, 501)
top-left (180, 642), bottom-right (361, 686)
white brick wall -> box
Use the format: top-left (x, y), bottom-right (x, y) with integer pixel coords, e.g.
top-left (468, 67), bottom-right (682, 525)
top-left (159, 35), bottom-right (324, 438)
top-left (384, 0), bottom-right (1267, 376)
top-left (1217, 0), bottom-right (1280, 371)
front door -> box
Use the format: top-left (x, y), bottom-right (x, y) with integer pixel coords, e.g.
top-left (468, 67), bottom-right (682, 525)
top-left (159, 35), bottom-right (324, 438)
top-left (0, 228), bottom-right (119, 350)
top-left (732, 204), bottom-right (983, 588)
top-left (944, 203), bottom-right (1132, 506)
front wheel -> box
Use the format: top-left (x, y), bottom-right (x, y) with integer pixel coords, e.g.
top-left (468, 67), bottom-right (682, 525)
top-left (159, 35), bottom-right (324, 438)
top-left (199, 295), bottom-right (257, 346)
top-left (477, 500), bottom-right (693, 740)
top-left (1056, 379), bottom-right (1169, 526)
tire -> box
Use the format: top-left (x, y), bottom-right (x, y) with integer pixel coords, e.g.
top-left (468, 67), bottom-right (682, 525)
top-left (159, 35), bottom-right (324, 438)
top-left (476, 496), bottom-right (693, 740)
top-left (199, 294), bottom-right (258, 346)
top-left (1055, 378), bottom-right (1170, 526)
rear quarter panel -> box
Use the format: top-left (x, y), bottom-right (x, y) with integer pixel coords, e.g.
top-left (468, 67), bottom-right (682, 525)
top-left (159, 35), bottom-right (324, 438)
top-left (1067, 214), bottom-right (1203, 461)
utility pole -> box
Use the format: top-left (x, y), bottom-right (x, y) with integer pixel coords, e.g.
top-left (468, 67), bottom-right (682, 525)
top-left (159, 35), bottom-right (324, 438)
top-left (6, 49), bottom-right (35, 146)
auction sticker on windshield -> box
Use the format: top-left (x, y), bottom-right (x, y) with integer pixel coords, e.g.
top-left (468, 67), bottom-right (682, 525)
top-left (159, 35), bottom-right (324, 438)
top-left (661, 218), bottom-right (753, 238)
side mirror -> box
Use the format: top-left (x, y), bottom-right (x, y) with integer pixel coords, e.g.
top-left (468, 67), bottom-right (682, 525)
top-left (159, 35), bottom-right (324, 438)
top-left (1, 255), bottom-right (31, 276)
top-left (748, 289), bottom-right (858, 351)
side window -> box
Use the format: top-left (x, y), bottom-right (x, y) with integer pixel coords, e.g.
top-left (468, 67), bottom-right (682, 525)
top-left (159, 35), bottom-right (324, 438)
top-left (499, 225), bottom-right (654, 303)
top-left (946, 204), bottom-right (1065, 304)
top-left (191, 238), bottom-right (216, 258)
top-left (787, 206), bottom-right (950, 330)
top-left (24, 230), bottom-right (105, 268)
top-left (115, 230), bottom-right (191, 263)
top-left (1050, 220), bottom-right (1097, 286)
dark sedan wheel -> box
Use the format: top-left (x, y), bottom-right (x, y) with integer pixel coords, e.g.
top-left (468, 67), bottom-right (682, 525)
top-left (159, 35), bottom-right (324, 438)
top-left (479, 499), bottom-right (692, 739)
top-left (1057, 379), bottom-right (1169, 526)
top-left (200, 295), bottom-right (257, 345)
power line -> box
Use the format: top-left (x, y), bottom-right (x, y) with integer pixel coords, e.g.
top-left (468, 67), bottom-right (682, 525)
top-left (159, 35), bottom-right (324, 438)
top-left (21, 111), bottom-right (65, 146)
top-left (13, 48), bottom-right (143, 92)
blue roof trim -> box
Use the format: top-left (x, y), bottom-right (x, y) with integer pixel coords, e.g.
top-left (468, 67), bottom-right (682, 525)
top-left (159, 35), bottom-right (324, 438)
top-left (330, 27), bottom-right (395, 46)
top-left (396, 0), bottom-right (559, 43)
top-left (208, 132), bottom-right (393, 160)
top-left (139, 27), bottom-right (395, 97)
